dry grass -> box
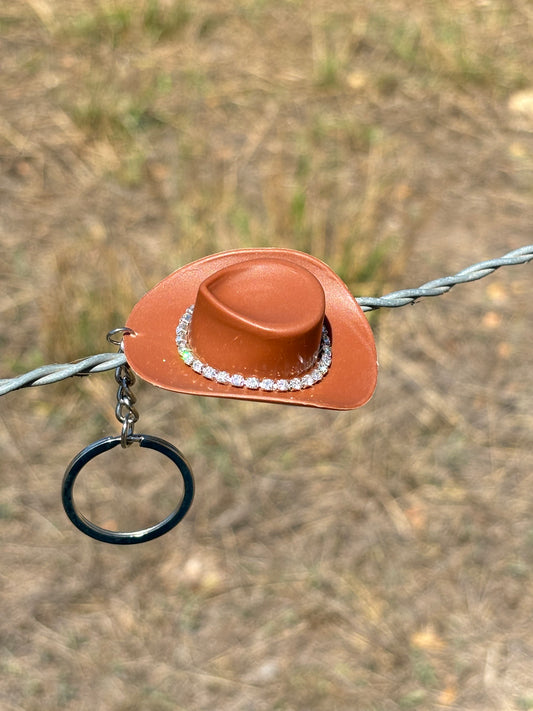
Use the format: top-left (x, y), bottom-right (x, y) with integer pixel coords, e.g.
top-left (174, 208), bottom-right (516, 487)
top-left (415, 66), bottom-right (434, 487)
top-left (1, 1), bottom-right (533, 709)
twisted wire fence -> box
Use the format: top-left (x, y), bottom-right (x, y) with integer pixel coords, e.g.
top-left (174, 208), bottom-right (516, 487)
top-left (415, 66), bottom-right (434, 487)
top-left (1, 245), bottom-right (532, 397)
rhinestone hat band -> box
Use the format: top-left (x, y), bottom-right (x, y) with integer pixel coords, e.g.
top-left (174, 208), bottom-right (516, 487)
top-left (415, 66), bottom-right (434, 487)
top-left (175, 305), bottom-right (332, 392)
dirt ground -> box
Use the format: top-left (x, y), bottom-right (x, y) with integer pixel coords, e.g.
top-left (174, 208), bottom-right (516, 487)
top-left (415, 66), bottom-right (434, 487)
top-left (1, 1), bottom-right (532, 710)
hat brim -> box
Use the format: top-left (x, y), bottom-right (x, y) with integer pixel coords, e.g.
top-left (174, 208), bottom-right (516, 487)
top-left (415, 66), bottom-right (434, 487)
top-left (124, 249), bottom-right (377, 410)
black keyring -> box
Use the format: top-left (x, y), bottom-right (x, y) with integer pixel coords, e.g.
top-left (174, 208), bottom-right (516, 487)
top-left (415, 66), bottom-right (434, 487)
top-left (62, 434), bottom-right (195, 544)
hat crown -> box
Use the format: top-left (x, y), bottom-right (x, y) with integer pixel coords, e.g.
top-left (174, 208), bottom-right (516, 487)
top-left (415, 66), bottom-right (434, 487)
top-left (189, 258), bottom-right (325, 378)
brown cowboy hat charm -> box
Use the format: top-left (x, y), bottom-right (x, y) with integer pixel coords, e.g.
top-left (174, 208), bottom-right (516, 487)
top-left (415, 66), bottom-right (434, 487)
top-left (123, 249), bottom-right (377, 410)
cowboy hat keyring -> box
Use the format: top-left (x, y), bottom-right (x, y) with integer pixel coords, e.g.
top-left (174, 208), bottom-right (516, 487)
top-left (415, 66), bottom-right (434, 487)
top-left (63, 248), bottom-right (377, 544)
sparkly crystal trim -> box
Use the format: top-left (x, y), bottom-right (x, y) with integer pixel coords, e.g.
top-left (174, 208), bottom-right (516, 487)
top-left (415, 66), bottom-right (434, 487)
top-left (175, 305), bottom-right (332, 392)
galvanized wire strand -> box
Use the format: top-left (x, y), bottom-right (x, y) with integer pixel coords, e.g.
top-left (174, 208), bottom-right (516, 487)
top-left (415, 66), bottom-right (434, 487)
top-left (356, 245), bottom-right (533, 311)
top-left (0, 353), bottom-right (128, 396)
top-left (1, 245), bottom-right (531, 396)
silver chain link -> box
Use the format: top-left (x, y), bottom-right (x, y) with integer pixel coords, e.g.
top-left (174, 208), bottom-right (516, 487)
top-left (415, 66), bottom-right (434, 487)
top-left (107, 328), bottom-right (140, 447)
top-left (114, 362), bottom-right (139, 447)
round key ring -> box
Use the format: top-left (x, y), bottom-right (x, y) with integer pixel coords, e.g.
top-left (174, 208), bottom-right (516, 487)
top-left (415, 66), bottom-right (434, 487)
top-left (62, 433), bottom-right (194, 544)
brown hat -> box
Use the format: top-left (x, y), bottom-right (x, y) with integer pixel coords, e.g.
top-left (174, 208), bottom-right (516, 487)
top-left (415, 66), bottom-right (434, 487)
top-left (123, 249), bottom-right (377, 410)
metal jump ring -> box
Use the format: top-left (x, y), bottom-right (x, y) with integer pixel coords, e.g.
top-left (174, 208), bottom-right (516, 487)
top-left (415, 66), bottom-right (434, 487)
top-left (62, 434), bottom-right (194, 544)
top-left (107, 327), bottom-right (136, 348)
